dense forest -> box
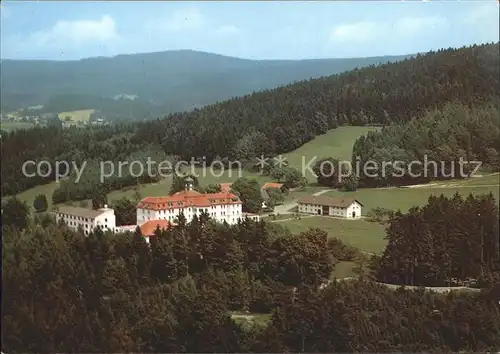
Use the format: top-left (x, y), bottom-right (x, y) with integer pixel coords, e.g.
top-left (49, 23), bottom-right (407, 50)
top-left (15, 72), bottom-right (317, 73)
top-left (349, 102), bottom-right (499, 187)
top-left (0, 123), bottom-right (142, 196)
top-left (1, 43), bottom-right (499, 198)
top-left (375, 192), bottom-right (500, 287)
top-left (140, 43), bottom-right (499, 161)
top-left (2, 193), bottom-right (499, 352)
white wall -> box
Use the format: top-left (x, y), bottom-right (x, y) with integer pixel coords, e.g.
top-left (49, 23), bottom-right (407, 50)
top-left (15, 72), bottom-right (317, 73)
top-left (56, 208), bottom-right (117, 235)
top-left (328, 206), bottom-right (346, 217)
top-left (346, 202), bottom-right (362, 219)
top-left (298, 203), bottom-right (321, 215)
top-left (137, 207), bottom-right (181, 225)
top-left (298, 202), bottom-right (362, 219)
top-left (243, 214), bottom-right (261, 222)
top-left (94, 209), bottom-right (116, 232)
top-left (56, 213), bottom-right (96, 235)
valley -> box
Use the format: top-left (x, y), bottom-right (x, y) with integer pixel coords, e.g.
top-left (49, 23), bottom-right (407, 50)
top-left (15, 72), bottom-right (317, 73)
top-left (1, 51), bottom-right (411, 121)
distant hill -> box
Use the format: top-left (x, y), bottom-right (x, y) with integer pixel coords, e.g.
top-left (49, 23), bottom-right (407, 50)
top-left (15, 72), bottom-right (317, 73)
top-left (135, 43), bottom-right (499, 161)
top-left (0, 50), bottom-right (412, 119)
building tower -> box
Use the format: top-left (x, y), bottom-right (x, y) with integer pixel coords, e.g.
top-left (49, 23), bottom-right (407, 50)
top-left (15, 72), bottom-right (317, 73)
top-left (184, 176), bottom-right (194, 191)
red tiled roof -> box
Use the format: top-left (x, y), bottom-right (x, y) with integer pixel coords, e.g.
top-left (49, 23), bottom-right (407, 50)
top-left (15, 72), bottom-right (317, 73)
top-left (262, 182), bottom-right (284, 190)
top-left (137, 190), bottom-right (242, 211)
top-left (140, 219), bottom-right (174, 236)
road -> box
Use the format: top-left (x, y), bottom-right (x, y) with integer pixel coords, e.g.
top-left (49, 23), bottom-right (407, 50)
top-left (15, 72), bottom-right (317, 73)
top-left (320, 278), bottom-right (482, 293)
top-left (267, 173), bottom-right (500, 216)
top-left (265, 188), bottom-right (332, 217)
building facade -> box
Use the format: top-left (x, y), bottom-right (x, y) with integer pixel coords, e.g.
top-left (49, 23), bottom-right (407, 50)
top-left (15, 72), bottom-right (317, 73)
top-left (297, 196), bottom-right (363, 219)
top-left (55, 205), bottom-right (117, 235)
top-left (136, 180), bottom-right (243, 226)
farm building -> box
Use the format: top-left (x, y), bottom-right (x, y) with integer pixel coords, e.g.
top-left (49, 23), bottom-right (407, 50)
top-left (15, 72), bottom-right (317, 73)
top-left (297, 196), bottom-right (363, 219)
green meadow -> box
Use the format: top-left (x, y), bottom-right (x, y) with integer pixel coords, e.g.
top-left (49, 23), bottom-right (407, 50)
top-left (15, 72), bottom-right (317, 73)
top-left (283, 126), bottom-right (379, 181)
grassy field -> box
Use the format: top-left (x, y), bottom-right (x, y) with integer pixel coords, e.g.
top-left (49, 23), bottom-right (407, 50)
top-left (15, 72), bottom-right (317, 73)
top-left (284, 126), bottom-right (379, 181)
top-left (280, 216), bottom-right (387, 254)
top-left (14, 167), bottom-right (272, 212)
top-left (455, 173), bottom-right (499, 186)
top-left (0, 121), bottom-right (37, 131)
top-left (190, 167), bottom-right (269, 185)
top-left (58, 109), bottom-right (95, 122)
top-left (105, 167), bottom-right (271, 200)
top-left (262, 213), bottom-right (296, 222)
top-left (15, 181), bottom-right (61, 211)
top-left (324, 184), bottom-right (500, 215)
top-left (13, 125), bottom-right (374, 209)
top-left (331, 261), bottom-right (358, 279)
top-left (230, 312), bottom-right (272, 331)
top-left (282, 186), bottom-right (327, 203)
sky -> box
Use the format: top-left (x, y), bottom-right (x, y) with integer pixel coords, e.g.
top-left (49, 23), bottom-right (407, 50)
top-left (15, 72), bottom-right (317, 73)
top-left (1, 1), bottom-right (499, 61)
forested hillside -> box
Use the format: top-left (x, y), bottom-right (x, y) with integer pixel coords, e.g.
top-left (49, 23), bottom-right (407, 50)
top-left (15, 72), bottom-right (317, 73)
top-left (351, 102), bottom-right (500, 187)
top-left (138, 43), bottom-right (499, 161)
top-left (2, 195), bottom-right (499, 352)
top-left (1, 43), bottom-right (498, 197)
top-left (376, 192), bottom-right (499, 287)
top-left (1, 50), bottom-right (410, 116)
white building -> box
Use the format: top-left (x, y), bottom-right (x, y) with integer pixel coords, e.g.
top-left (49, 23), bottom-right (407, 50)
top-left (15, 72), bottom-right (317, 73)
top-left (55, 205), bottom-right (117, 235)
top-left (297, 196), bottom-right (363, 219)
top-left (136, 178), bottom-right (243, 226)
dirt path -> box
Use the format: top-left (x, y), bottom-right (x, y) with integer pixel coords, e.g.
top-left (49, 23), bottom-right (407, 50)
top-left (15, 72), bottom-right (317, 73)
top-left (321, 278), bottom-right (481, 293)
top-left (312, 189), bottom-right (333, 197)
top-left (266, 188), bottom-right (332, 216)
top-left (403, 172), bottom-right (499, 189)
top-left (406, 183), bottom-right (500, 189)
top-left (265, 173), bottom-right (498, 217)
